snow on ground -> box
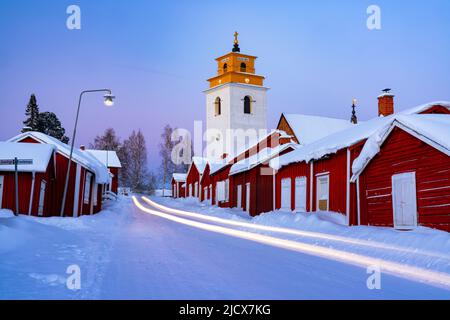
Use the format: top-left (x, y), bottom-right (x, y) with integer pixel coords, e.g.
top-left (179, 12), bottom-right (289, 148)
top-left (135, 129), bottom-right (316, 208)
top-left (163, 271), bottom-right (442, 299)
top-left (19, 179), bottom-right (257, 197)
top-left (1, 196), bottom-right (450, 299)
top-left (150, 197), bottom-right (450, 276)
top-left (0, 200), bottom-right (129, 299)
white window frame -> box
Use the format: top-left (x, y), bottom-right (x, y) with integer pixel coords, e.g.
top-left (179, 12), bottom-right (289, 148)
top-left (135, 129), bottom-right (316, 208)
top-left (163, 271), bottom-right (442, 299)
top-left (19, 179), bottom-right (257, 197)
top-left (84, 172), bottom-right (92, 205)
top-left (316, 174), bottom-right (330, 211)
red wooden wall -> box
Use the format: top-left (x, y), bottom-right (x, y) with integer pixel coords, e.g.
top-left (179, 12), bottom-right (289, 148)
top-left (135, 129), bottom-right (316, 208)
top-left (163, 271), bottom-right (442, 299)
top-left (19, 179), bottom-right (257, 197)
top-left (359, 127), bottom-right (450, 231)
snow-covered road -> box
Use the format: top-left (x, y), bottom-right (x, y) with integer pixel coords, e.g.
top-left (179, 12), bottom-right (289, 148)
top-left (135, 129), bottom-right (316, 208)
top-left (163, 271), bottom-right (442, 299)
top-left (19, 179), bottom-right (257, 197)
top-left (1, 196), bottom-right (449, 299)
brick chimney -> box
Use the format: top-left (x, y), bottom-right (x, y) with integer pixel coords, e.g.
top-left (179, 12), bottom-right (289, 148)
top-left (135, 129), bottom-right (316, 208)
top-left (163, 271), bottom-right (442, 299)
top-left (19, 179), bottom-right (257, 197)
top-left (80, 145), bottom-right (86, 151)
top-left (378, 89), bottom-right (395, 117)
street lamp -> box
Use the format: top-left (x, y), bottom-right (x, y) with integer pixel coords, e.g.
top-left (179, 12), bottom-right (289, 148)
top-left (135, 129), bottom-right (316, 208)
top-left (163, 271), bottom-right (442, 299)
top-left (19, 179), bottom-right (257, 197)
top-left (60, 89), bottom-right (115, 217)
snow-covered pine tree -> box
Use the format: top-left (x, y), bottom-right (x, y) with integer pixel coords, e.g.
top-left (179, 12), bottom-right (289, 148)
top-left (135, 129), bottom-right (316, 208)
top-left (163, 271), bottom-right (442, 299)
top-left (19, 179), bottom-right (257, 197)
top-left (37, 112), bottom-right (70, 143)
top-left (159, 125), bottom-right (177, 197)
top-left (22, 94), bottom-right (40, 132)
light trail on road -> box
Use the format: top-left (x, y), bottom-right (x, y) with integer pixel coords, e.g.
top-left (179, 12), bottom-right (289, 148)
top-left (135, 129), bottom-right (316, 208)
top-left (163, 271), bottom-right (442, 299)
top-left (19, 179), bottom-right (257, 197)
top-left (133, 196), bottom-right (450, 290)
top-left (141, 196), bottom-right (449, 261)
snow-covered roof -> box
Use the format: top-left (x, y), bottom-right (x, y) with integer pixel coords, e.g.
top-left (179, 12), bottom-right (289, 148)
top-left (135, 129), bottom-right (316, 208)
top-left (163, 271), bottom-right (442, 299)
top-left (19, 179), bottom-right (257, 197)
top-left (398, 101), bottom-right (450, 115)
top-left (351, 114), bottom-right (450, 181)
top-left (230, 143), bottom-right (297, 176)
top-left (209, 160), bottom-right (230, 176)
top-left (282, 114), bottom-right (355, 145)
top-left (271, 101), bottom-right (450, 170)
top-left (192, 157), bottom-right (208, 175)
top-left (172, 173), bottom-right (187, 182)
top-left (0, 142), bottom-right (55, 173)
top-left (209, 129), bottom-right (292, 174)
top-left (85, 149), bottom-right (122, 168)
top-left (8, 132), bottom-right (110, 184)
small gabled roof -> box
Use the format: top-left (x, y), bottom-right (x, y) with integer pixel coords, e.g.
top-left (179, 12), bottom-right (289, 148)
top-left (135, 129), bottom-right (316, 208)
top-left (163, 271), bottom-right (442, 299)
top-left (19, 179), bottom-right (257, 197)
top-left (351, 114), bottom-right (450, 182)
top-left (230, 143), bottom-right (297, 176)
top-left (0, 142), bottom-right (55, 173)
top-left (85, 150), bottom-right (122, 168)
top-left (8, 131), bottom-right (110, 184)
top-left (192, 157), bottom-right (208, 175)
top-left (172, 173), bottom-right (187, 182)
top-left (280, 113), bottom-right (355, 145)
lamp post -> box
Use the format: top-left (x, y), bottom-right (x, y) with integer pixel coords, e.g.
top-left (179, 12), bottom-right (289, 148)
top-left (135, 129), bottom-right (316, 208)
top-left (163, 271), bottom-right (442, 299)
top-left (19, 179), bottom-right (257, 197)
top-left (60, 89), bottom-right (115, 217)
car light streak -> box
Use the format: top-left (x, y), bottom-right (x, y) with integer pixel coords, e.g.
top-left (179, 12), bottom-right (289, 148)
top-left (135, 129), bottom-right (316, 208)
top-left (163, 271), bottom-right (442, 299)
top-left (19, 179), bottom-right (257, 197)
top-left (141, 196), bottom-right (449, 261)
top-left (133, 196), bottom-right (450, 290)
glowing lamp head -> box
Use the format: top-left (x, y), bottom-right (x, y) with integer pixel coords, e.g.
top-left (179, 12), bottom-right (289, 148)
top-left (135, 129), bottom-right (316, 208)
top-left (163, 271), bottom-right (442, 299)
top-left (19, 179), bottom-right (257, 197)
top-left (104, 93), bottom-right (115, 107)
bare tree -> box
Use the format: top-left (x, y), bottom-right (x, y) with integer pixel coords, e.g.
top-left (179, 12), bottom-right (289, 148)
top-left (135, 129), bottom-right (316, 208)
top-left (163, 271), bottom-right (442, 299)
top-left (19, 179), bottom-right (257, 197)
top-left (159, 125), bottom-right (177, 196)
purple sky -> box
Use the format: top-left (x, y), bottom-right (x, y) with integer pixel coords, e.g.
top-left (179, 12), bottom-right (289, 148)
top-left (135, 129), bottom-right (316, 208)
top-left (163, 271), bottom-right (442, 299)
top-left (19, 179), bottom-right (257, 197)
top-left (1, 0), bottom-right (449, 169)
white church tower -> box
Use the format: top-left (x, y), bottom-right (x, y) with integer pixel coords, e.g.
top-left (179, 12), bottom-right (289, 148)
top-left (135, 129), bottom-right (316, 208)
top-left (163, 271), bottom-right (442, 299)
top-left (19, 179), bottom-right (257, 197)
top-left (204, 32), bottom-right (268, 159)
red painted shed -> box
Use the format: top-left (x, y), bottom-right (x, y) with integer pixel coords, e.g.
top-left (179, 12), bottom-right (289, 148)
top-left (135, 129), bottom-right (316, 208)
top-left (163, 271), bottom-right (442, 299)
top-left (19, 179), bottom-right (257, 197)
top-left (7, 132), bottom-right (110, 217)
top-left (352, 115), bottom-right (450, 232)
top-left (0, 142), bottom-right (56, 216)
top-left (172, 173), bottom-right (187, 198)
top-left (185, 157), bottom-right (207, 199)
top-left (85, 149), bottom-right (122, 195)
top-left (272, 101), bottom-right (450, 226)
top-left (229, 143), bottom-right (296, 216)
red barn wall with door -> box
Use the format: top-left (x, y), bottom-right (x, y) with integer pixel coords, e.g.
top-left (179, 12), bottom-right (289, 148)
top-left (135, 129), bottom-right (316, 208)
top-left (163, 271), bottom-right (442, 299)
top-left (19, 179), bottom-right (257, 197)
top-left (211, 165), bottom-right (231, 207)
top-left (110, 167), bottom-right (119, 194)
top-left (358, 127), bottom-right (450, 231)
top-left (200, 165), bottom-right (212, 202)
top-left (311, 149), bottom-right (348, 214)
top-left (186, 165), bottom-right (200, 198)
top-left (0, 154), bottom-right (56, 217)
top-left (275, 161), bottom-right (311, 212)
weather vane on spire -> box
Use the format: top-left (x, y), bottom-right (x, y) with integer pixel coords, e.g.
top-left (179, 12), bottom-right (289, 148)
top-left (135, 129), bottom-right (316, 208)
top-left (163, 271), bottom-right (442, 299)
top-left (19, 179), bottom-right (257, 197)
top-left (232, 31), bottom-right (240, 52)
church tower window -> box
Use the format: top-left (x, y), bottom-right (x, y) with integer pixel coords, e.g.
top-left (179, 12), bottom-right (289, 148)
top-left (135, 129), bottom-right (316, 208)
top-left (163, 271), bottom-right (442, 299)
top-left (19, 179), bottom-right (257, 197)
top-left (244, 96), bottom-right (251, 114)
top-left (240, 62), bottom-right (247, 72)
top-left (215, 97), bottom-right (222, 116)
top-left (223, 63), bottom-right (228, 73)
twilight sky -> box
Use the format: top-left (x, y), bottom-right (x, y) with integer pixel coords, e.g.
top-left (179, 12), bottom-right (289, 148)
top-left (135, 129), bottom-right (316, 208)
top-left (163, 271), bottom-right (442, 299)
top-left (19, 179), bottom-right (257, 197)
top-left (1, 0), bottom-right (449, 169)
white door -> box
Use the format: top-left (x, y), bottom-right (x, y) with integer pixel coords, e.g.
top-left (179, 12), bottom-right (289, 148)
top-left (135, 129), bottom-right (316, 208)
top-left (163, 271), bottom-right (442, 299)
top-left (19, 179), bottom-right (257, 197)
top-left (316, 175), bottom-right (329, 211)
top-left (203, 187), bottom-right (208, 202)
top-left (189, 184), bottom-right (192, 197)
top-left (38, 180), bottom-right (46, 216)
top-left (245, 183), bottom-right (250, 213)
top-left (236, 185), bottom-right (242, 209)
top-left (281, 178), bottom-right (291, 211)
top-left (0, 176), bottom-right (4, 208)
top-left (195, 183), bottom-right (198, 198)
top-left (392, 172), bottom-right (418, 229)
top-left (295, 177), bottom-right (307, 212)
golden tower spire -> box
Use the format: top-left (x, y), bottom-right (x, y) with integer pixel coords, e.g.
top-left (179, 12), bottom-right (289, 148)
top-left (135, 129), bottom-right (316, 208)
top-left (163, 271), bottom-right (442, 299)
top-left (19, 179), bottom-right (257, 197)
top-left (232, 31), bottom-right (240, 52)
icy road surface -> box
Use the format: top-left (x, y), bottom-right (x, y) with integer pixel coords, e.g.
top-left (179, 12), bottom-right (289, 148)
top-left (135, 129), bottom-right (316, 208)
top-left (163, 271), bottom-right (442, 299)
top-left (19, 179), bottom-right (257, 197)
top-left (0, 196), bottom-right (449, 299)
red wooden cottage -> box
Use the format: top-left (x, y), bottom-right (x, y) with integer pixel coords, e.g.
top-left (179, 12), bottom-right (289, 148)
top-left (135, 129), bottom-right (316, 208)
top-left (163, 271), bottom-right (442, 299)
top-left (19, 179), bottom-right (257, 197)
top-left (209, 130), bottom-right (292, 209)
top-left (271, 97), bottom-right (450, 229)
top-left (351, 114), bottom-right (450, 232)
top-left (229, 143), bottom-right (296, 216)
top-left (0, 142), bottom-right (56, 216)
top-left (185, 157), bottom-right (208, 199)
top-left (172, 173), bottom-right (187, 198)
top-left (7, 131), bottom-right (110, 217)
top-left (84, 148), bottom-right (122, 195)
